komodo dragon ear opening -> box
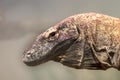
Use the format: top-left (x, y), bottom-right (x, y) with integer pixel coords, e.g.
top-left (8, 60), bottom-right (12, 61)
top-left (76, 25), bottom-right (81, 34)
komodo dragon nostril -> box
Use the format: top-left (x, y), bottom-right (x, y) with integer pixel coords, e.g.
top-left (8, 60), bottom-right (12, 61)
top-left (26, 53), bottom-right (31, 58)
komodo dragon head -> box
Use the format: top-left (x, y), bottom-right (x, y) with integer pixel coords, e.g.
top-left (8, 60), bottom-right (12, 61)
top-left (22, 17), bottom-right (81, 66)
top-left (23, 13), bottom-right (120, 70)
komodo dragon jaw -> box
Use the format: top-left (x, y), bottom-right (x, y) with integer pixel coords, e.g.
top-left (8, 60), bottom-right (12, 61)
top-left (22, 18), bottom-right (80, 66)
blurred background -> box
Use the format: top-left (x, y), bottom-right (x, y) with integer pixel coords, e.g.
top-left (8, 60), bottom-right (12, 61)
top-left (0, 0), bottom-right (120, 80)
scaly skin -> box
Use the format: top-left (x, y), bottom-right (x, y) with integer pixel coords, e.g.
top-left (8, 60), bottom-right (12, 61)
top-left (22, 13), bottom-right (120, 70)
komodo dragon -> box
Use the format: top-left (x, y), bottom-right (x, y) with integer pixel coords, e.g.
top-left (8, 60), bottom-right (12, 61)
top-left (22, 13), bottom-right (120, 70)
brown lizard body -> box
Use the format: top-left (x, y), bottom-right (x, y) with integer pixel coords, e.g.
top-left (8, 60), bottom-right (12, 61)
top-left (22, 13), bottom-right (120, 70)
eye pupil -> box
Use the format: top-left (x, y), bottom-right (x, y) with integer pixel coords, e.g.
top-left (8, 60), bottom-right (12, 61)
top-left (50, 32), bottom-right (56, 37)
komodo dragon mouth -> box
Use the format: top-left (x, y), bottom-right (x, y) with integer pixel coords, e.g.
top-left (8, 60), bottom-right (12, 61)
top-left (23, 13), bottom-right (120, 71)
top-left (23, 38), bottom-right (77, 66)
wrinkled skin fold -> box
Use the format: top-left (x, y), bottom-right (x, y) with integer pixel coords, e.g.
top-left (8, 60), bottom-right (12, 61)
top-left (23, 13), bottom-right (120, 71)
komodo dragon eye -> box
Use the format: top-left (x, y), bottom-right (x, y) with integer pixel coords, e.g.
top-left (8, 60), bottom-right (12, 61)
top-left (49, 32), bottom-right (56, 37)
top-left (46, 30), bottom-right (59, 42)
